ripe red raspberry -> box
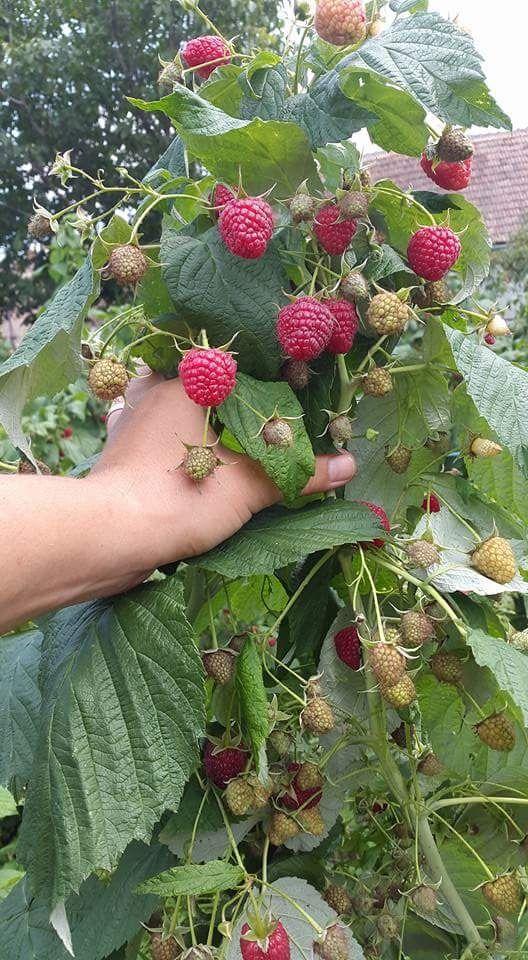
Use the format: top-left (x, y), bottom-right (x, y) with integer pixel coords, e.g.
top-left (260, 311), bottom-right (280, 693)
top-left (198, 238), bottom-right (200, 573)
top-left (325, 299), bottom-right (359, 354)
top-left (484, 333), bottom-right (496, 345)
top-left (179, 347), bottom-right (237, 407)
top-left (357, 500), bottom-right (390, 549)
top-left (211, 183), bottom-right (236, 216)
top-left (240, 921), bottom-right (291, 960)
top-left (421, 493), bottom-right (440, 513)
top-left (62, 426), bottom-right (73, 439)
top-left (315, 0), bottom-right (367, 45)
top-left (280, 761), bottom-right (323, 811)
top-left (313, 203), bottom-right (357, 255)
top-left (334, 626), bottom-right (362, 670)
top-left (181, 35), bottom-right (231, 80)
top-left (219, 197), bottom-right (274, 259)
top-left (420, 153), bottom-right (472, 191)
top-left (277, 296), bottom-right (334, 360)
top-left (203, 740), bottom-right (249, 788)
top-left (407, 226), bottom-right (461, 281)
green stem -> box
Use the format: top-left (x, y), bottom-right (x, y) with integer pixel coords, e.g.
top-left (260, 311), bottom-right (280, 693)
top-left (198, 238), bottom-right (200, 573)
top-left (431, 795), bottom-right (528, 811)
top-left (375, 556), bottom-right (466, 637)
top-left (263, 548), bottom-right (337, 640)
top-left (207, 892), bottom-right (220, 945)
top-left (259, 881), bottom-right (324, 935)
top-left (293, 21), bottom-right (312, 95)
top-left (376, 186), bottom-right (436, 226)
top-left (430, 810), bottom-right (494, 879)
top-left (390, 363), bottom-right (428, 375)
top-left (0, 460), bottom-right (17, 473)
top-left (337, 353), bottom-right (353, 412)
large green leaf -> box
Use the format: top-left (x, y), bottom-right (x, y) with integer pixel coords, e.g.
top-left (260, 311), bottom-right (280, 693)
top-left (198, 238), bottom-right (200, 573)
top-left (136, 860), bottom-right (244, 897)
top-left (467, 630), bottom-right (528, 728)
top-left (160, 225), bottom-right (285, 378)
top-left (240, 64), bottom-right (287, 121)
top-left (17, 580), bottom-right (205, 907)
top-left (0, 842), bottom-right (171, 960)
top-left (339, 12), bottom-right (511, 129)
top-left (0, 787), bottom-right (17, 820)
top-left (340, 69), bottom-right (428, 156)
top-left (445, 327), bottom-right (528, 476)
top-left (0, 260), bottom-right (98, 458)
top-left (0, 630), bottom-right (42, 794)
top-left (159, 781), bottom-right (260, 863)
top-left (218, 373), bottom-right (315, 502)
top-left (236, 637), bottom-right (269, 774)
top-left (191, 501), bottom-right (385, 577)
top-left (194, 575), bottom-right (287, 637)
top-left (129, 86), bottom-right (318, 197)
top-left (281, 70), bottom-right (373, 149)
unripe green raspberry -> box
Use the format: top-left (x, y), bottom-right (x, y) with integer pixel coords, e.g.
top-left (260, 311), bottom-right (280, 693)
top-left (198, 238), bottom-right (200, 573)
top-left (340, 271), bottom-right (369, 303)
top-left (202, 649), bottom-right (235, 684)
top-left (150, 931), bottom-right (181, 960)
top-left (367, 292), bottom-right (409, 336)
top-left (262, 418), bottom-right (294, 447)
top-left (181, 446), bottom-right (218, 482)
top-left (475, 713), bottom-right (516, 752)
top-left (368, 642), bottom-right (405, 686)
top-left (329, 415), bottom-right (353, 444)
top-left (437, 127), bottom-right (474, 163)
top-left (482, 873), bottom-right (522, 914)
top-left (411, 886), bottom-right (439, 914)
top-left (400, 610), bottom-right (434, 647)
top-left (297, 805), bottom-right (326, 836)
top-left (509, 629), bottom-right (528, 653)
top-left (413, 280), bottom-right (449, 309)
top-left (301, 697), bottom-right (335, 734)
top-left (88, 356), bottom-right (128, 401)
top-left (381, 674), bottom-right (416, 709)
top-left (406, 541), bottom-right (440, 568)
top-left (430, 651), bottom-right (463, 685)
top-left (385, 445), bottom-right (412, 474)
top-left (418, 753), bottom-right (443, 776)
top-left (224, 777), bottom-right (255, 816)
top-left (376, 914), bottom-right (399, 941)
top-left (268, 810), bottom-right (299, 846)
top-left (315, 924), bottom-right (349, 960)
top-left (107, 244), bottom-right (149, 286)
top-left (471, 536), bottom-right (516, 584)
top-left (281, 359), bottom-right (311, 391)
top-left (290, 192), bottom-right (316, 222)
top-left (295, 762), bottom-right (323, 791)
top-left (27, 212), bottom-right (52, 238)
top-left (363, 367), bottom-right (393, 397)
top-left (18, 455), bottom-right (52, 475)
top-left (269, 730), bottom-right (292, 757)
top-left (338, 190), bottom-right (369, 218)
top-left (324, 885), bottom-right (353, 915)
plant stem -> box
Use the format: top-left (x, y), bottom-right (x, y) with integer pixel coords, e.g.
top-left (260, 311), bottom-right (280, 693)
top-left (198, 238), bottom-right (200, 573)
top-left (263, 548), bottom-right (336, 640)
top-left (430, 810), bottom-right (494, 879)
top-left (0, 461), bottom-right (17, 473)
top-left (431, 795), bottom-right (528, 812)
top-left (375, 556), bottom-right (467, 636)
top-left (259, 881), bottom-right (324, 935)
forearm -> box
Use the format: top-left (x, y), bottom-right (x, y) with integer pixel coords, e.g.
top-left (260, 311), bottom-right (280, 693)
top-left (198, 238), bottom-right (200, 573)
top-left (0, 475), bottom-right (150, 634)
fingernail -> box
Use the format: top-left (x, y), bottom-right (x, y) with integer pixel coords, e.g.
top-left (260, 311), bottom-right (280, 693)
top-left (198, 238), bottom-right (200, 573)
top-left (328, 452), bottom-right (356, 487)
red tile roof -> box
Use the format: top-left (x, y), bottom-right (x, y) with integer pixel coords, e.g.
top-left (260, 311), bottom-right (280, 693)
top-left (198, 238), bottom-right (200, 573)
top-left (366, 129), bottom-right (528, 246)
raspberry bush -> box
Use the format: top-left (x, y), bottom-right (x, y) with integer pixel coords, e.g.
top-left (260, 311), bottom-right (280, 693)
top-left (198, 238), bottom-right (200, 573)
top-left (2, 2), bottom-right (528, 959)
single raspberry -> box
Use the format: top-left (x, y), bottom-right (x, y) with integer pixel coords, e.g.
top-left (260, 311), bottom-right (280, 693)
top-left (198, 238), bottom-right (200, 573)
top-left (324, 885), bottom-right (353, 915)
top-left (325, 299), bottom-right (359, 354)
top-left (426, 433), bottom-right (450, 455)
top-left (202, 649), bottom-right (235, 684)
top-left (281, 359), bottom-right (311, 391)
top-left (203, 740), bottom-right (249, 788)
top-left (241, 921), bottom-right (291, 960)
top-left (486, 314), bottom-right (510, 337)
top-left (224, 777), bottom-right (255, 816)
top-left (471, 536), bottom-right (516, 584)
top-left (366, 292), bottom-right (409, 336)
top-left (18, 456), bottom-right (51, 475)
top-left (418, 753), bottom-right (443, 776)
top-left (334, 626), bottom-right (362, 670)
top-left (385, 445), bottom-right (412, 474)
top-left (158, 60), bottom-right (182, 89)
top-left (313, 203), bottom-right (357, 255)
top-left (357, 500), bottom-right (391, 549)
top-left (301, 697), bottom-right (335, 734)
top-left (315, 0), bottom-right (367, 45)
top-left (329, 415), bottom-right (353, 444)
top-left (413, 280), bottom-right (449, 308)
top-left (411, 886), bottom-right (439, 914)
top-left (107, 244), bottom-right (148, 286)
top-left (470, 437), bottom-right (502, 458)
top-left (420, 153), bottom-right (472, 191)
top-left (247, 773), bottom-right (272, 809)
top-left (421, 493), bottom-right (441, 513)
top-left (88, 356), bottom-right (128, 401)
top-left (437, 127), bottom-right (474, 163)
top-left (181, 446), bottom-right (219, 482)
top-left (268, 810), bottom-right (300, 846)
top-left (179, 347), bottom-right (237, 407)
top-left (27, 212), bottom-right (52, 238)
top-left (340, 271), bottom-right (369, 303)
top-left (407, 226), bottom-right (461, 281)
top-left (289, 192), bottom-right (316, 223)
top-left (297, 805), bottom-right (326, 836)
top-left (277, 296), bottom-right (334, 360)
top-left (150, 932), bottom-right (181, 960)
top-left (384, 628), bottom-right (402, 645)
top-left (363, 367), bottom-right (393, 397)
top-left (400, 611), bottom-right (434, 647)
top-left (368, 642), bottom-right (405, 686)
top-left (211, 183), bottom-right (236, 216)
top-left (430, 651), bottom-right (462, 685)
top-left (219, 197), bottom-right (274, 259)
top-left (62, 426), bottom-right (73, 439)
top-left (494, 917), bottom-right (516, 945)
top-left (269, 730), bottom-right (292, 757)
top-left (262, 419), bottom-right (294, 448)
top-left (376, 915), bottom-right (399, 941)
top-left (391, 723), bottom-right (408, 749)
top-left (484, 333), bottom-right (496, 345)
top-left (406, 541), bottom-right (440, 568)
top-left (482, 874), bottom-right (522, 914)
top-left (381, 674), bottom-right (416, 709)
top-left (280, 762), bottom-right (323, 810)
top-left (475, 714), bottom-right (516, 752)
top-left (337, 190), bottom-right (369, 218)
top-left (315, 924), bottom-right (349, 960)
top-left (509, 629), bottom-right (528, 653)
top-left (181, 35), bottom-right (231, 80)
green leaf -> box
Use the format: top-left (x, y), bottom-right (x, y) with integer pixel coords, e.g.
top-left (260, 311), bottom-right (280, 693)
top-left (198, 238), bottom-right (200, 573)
top-left (467, 630), bottom-right (528, 728)
top-left (136, 860), bottom-right (244, 897)
top-left (191, 500), bottom-right (385, 577)
top-left (444, 327), bottom-right (528, 476)
top-left (415, 674), bottom-right (472, 776)
top-left (0, 842), bottom-right (172, 960)
top-left (0, 786), bottom-right (17, 820)
top-left (339, 12), bottom-right (511, 129)
top-left (282, 71), bottom-right (373, 149)
top-left (218, 373), bottom-right (315, 502)
top-left (17, 580), bottom-right (205, 907)
top-left (340, 70), bottom-right (428, 156)
top-left (0, 260), bottom-right (98, 458)
top-left (236, 637), bottom-right (269, 773)
top-left (159, 781), bottom-right (260, 863)
top-left (160, 225), bottom-right (285, 378)
top-left (200, 65), bottom-right (244, 116)
top-left (0, 630), bottom-right (42, 793)
top-left (194, 575), bottom-right (288, 637)
top-left (129, 86), bottom-right (318, 197)
top-left (240, 64), bottom-right (287, 121)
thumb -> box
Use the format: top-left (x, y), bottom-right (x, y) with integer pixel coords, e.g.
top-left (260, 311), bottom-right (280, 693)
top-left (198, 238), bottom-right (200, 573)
top-left (302, 451), bottom-right (357, 496)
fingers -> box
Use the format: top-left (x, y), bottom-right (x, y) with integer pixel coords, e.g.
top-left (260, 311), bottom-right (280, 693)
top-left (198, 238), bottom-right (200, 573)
top-left (302, 451), bottom-right (357, 496)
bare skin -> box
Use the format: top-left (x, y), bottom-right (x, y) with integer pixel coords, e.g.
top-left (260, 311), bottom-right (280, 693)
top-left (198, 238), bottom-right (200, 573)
top-left (0, 371), bottom-right (357, 633)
